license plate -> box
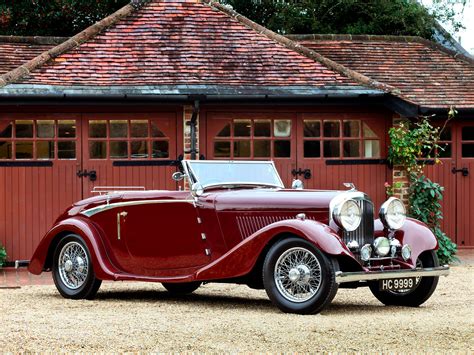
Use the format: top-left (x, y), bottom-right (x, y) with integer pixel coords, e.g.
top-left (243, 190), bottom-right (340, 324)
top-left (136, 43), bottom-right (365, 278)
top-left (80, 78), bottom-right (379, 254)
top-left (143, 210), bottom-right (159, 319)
top-left (379, 278), bottom-right (416, 291)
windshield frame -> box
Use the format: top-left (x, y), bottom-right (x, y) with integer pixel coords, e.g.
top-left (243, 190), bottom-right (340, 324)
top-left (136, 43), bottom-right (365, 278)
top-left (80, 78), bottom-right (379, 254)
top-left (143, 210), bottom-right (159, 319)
top-left (182, 160), bottom-right (285, 190)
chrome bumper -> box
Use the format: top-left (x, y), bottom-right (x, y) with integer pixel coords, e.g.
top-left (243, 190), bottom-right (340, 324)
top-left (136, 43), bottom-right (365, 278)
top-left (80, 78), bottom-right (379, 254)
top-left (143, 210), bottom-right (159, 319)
top-left (335, 265), bottom-right (450, 284)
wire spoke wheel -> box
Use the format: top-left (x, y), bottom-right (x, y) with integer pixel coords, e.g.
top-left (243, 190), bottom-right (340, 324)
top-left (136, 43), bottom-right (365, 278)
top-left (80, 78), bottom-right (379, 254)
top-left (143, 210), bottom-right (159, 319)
top-left (274, 247), bottom-right (322, 303)
top-left (58, 241), bottom-right (89, 290)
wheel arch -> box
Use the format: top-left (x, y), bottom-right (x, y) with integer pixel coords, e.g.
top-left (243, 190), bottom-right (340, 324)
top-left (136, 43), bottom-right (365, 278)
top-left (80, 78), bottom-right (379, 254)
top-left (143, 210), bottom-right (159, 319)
top-left (196, 219), bottom-right (358, 281)
top-left (28, 217), bottom-right (118, 280)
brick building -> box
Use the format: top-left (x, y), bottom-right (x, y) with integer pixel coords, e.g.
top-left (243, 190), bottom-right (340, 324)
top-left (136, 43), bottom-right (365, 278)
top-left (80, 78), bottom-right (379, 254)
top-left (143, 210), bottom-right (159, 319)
top-left (0, 0), bottom-right (472, 261)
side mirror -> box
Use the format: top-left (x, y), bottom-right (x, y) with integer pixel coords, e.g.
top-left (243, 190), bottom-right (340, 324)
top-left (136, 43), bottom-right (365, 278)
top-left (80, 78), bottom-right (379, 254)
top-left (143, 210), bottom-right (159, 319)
top-left (172, 172), bottom-right (186, 182)
top-left (191, 182), bottom-right (204, 197)
top-left (292, 179), bottom-right (304, 190)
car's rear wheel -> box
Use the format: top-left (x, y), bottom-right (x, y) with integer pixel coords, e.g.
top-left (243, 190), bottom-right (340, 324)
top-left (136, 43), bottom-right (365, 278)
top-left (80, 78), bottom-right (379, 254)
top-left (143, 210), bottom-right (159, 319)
top-left (263, 237), bottom-right (338, 314)
top-left (162, 282), bottom-right (201, 295)
top-left (369, 250), bottom-right (439, 307)
top-left (52, 234), bottom-right (102, 300)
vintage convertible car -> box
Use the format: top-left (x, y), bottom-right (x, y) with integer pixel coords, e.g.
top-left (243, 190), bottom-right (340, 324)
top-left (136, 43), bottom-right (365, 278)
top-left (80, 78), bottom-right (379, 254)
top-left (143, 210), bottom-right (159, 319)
top-left (29, 160), bottom-right (449, 314)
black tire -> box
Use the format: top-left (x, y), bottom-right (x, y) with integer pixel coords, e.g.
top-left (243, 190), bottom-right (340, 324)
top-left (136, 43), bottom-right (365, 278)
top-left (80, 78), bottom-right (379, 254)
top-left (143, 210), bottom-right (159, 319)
top-left (263, 237), bottom-right (338, 314)
top-left (52, 234), bottom-right (102, 300)
top-left (162, 282), bottom-right (201, 295)
top-left (369, 250), bottom-right (439, 307)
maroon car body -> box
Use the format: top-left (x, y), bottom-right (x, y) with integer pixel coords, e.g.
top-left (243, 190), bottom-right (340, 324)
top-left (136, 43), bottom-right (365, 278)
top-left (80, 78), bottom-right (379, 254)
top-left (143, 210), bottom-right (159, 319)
top-left (29, 160), bottom-right (449, 314)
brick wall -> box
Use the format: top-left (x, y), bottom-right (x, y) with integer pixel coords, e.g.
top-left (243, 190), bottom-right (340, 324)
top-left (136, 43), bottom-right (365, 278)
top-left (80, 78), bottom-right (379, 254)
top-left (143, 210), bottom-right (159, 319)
top-left (392, 165), bottom-right (410, 206)
top-left (183, 105), bottom-right (199, 190)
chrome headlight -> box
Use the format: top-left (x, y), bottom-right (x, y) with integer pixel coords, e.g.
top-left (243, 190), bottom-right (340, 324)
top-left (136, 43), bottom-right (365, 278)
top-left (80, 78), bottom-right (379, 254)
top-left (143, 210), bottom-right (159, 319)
top-left (333, 199), bottom-right (362, 232)
top-left (379, 197), bottom-right (406, 230)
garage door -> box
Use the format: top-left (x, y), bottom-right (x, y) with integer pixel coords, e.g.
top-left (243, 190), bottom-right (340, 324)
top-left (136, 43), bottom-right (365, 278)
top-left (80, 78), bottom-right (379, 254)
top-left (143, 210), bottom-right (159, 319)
top-left (205, 111), bottom-right (389, 209)
top-left (0, 112), bottom-right (179, 261)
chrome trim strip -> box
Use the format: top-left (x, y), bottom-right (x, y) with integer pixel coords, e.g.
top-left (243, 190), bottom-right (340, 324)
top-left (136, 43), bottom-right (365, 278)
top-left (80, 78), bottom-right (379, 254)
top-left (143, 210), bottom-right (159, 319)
top-left (335, 265), bottom-right (450, 284)
top-left (81, 199), bottom-right (194, 217)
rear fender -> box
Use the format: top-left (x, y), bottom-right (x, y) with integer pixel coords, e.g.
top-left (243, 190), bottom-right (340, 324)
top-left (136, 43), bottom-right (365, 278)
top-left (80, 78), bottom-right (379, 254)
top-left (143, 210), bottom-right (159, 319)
top-left (196, 219), bottom-right (356, 280)
top-left (28, 216), bottom-right (118, 280)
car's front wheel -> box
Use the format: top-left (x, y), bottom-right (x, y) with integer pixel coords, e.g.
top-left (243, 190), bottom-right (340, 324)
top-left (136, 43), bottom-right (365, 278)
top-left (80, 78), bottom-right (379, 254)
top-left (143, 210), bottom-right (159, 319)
top-left (263, 237), bottom-right (338, 314)
top-left (52, 234), bottom-right (102, 300)
top-left (369, 250), bottom-right (439, 307)
top-left (162, 282), bottom-right (201, 295)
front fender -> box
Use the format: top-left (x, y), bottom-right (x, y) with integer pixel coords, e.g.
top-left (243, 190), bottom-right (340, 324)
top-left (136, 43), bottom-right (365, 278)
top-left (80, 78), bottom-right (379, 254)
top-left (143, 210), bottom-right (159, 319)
top-left (196, 219), bottom-right (354, 280)
top-left (28, 216), bottom-right (118, 280)
top-left (390, 218), bottom-right (438, 264)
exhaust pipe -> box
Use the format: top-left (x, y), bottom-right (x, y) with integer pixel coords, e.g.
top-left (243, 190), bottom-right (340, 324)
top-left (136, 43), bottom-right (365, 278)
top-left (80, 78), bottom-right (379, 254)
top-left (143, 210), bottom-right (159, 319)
top-left (14, 260), bottom-right (30, 269)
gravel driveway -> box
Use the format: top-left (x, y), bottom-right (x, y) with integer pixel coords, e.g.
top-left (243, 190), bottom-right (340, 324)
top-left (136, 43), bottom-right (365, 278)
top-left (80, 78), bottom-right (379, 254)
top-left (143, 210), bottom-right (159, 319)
top-left (1, 265), bottom-right (472, 352)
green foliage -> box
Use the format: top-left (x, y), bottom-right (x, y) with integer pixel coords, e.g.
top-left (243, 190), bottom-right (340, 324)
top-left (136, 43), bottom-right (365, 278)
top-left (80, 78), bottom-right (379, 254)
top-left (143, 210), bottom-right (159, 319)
top-left (0, 0), bottom-right (467, 38)
top-left (0, 0), bottom-right (129, 36)
top-left (388, 117), bottom-right (444, 175)
top-left (409, 175), bottom-right (457, 264)
top-left (387, 112), bottom-right (458, 264)
top-left (223, 0), bottom-right (441, 37)
top-left (0, 243), bottom-right (6, 268)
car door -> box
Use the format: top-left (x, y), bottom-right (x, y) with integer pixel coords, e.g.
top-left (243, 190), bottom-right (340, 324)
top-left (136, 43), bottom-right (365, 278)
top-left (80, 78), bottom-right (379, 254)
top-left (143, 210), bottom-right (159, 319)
top-left (121, 192), bottom-right (210, 275)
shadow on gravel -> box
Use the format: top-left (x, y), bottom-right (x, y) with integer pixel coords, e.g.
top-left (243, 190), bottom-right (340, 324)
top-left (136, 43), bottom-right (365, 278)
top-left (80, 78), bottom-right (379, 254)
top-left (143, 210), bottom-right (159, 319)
top-left (94, 289), bottom-right (276, 311)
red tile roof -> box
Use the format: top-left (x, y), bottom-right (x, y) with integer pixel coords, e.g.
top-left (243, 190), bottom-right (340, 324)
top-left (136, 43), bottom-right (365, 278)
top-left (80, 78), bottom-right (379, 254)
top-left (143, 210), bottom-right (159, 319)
top-left (0, 36), bottom-right (65, 75)
top-left (293, 35), bottom-right (474, 109)
top-left (0, 0), bottom-right (388, 93)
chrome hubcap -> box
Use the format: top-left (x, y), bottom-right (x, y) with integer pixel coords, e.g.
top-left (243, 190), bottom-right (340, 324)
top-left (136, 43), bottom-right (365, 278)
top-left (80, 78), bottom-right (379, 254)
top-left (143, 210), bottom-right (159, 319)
top-left (274, 247), bottom-right (322, 303)
top-left (58, 241), bottom-right (89, 290)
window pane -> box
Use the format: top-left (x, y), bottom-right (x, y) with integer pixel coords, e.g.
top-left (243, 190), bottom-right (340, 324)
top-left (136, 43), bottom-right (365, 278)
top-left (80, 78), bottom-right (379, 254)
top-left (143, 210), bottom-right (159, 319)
top-left (110, 120), bottom-right (128, 138)
top-left (58, 141), bottom-right (76, 159)
top-left (462, 144), bottom-right (474, 157)
top-left (152, 141), bottom-right (169, 158)
top-left (343, 121), bottom-right (360, 137)
top-left (16, 120), bottom-right (33, 138)
top-left (37, 120), bottom-right (55, 138)
top-left (89, 141), bottom-right (107, 159)
top-left (234, 120), bottom-right (251, 137)
top-left (254, 120), bottom-right (271, 137)
top-left (110, 141), bottom-right (128, 159)
top-left (89, 120), bottom-right (107, 138)
top-left (0, 121), bottom-right (12, 138)
top-left (323, 121), bottom-right (340, 137)
top-left (324, 141), bottom-right (340, 157)
top-left (58, 120), bottom-right (76, 138)
top-left (15, 141), bottom-right (33, 159)
top-left (254, 140), bottom-right (271, 157)
top-left (438, 143), bottom-right (451, 158)
top-left (440, 127), bottom-right (451, 141)
top-left (234, 140), bottom-right (251, 157)
top-left (131, 141), bottom-right (149, 158)
top-left (365, 140), bottom-right (381, 158)
top-left (36, 141), bottom-right (54, 159)
top-left (304, 120), bottom-right (321, 137)
top-left (274, 140), bottom-right (291, 158)
top-left (343, 141), bottom-right (360, 157)
top-left (216, 123), bottom-right (231, 137)
top-left (214, 141), bottom-right (230, 158)
top-left (304, 141), bottom-right (321, 157)
top-left (151, 121), bottom-right (166, 138)
top-left (462, 127), bottom-right (474, 141)
top-left (274, 120), bottom-right (291, 137)
top-left (131, 120), bottom-right (148, 138)
top-left (0, 141), bottom-right (13, 159)
top-left (363, 122), bottom-right (378, 138)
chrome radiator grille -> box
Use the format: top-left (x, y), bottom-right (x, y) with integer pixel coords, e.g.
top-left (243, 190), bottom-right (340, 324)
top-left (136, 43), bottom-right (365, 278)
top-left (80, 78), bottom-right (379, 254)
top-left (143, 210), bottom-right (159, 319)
top-left (343, 198), bottom-right (374, 247)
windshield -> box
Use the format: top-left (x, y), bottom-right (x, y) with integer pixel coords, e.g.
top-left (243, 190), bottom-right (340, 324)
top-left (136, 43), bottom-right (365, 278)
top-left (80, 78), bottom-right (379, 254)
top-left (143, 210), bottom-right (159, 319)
top-left (185, 161), bottom-right (284, 188)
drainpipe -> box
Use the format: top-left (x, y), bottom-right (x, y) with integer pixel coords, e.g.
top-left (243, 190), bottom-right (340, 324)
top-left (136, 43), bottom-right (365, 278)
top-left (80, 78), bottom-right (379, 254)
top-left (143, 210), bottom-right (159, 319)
top-left (189, 99), bottom-right (200, 160)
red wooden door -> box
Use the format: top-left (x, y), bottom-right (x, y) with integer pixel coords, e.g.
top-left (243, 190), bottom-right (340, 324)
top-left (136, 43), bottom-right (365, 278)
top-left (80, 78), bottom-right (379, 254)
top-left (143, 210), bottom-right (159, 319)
top-left (424, 125), bottom-right (456, 240)
top-left (0, 114), bottom-right (82, 261)
top-left (455, 123), bottom-right (474, 247)
top-left (295, 113), bottom-right (389, 209)
top-left (206, 112), bottom-right (297, 188)
top-left (80, 113), bottom-right (179, 198)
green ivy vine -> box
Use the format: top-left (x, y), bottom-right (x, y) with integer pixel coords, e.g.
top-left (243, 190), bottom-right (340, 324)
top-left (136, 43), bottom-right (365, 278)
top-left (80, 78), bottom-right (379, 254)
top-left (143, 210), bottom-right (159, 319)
top-left (388, 109), bottom-right (458, 264)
